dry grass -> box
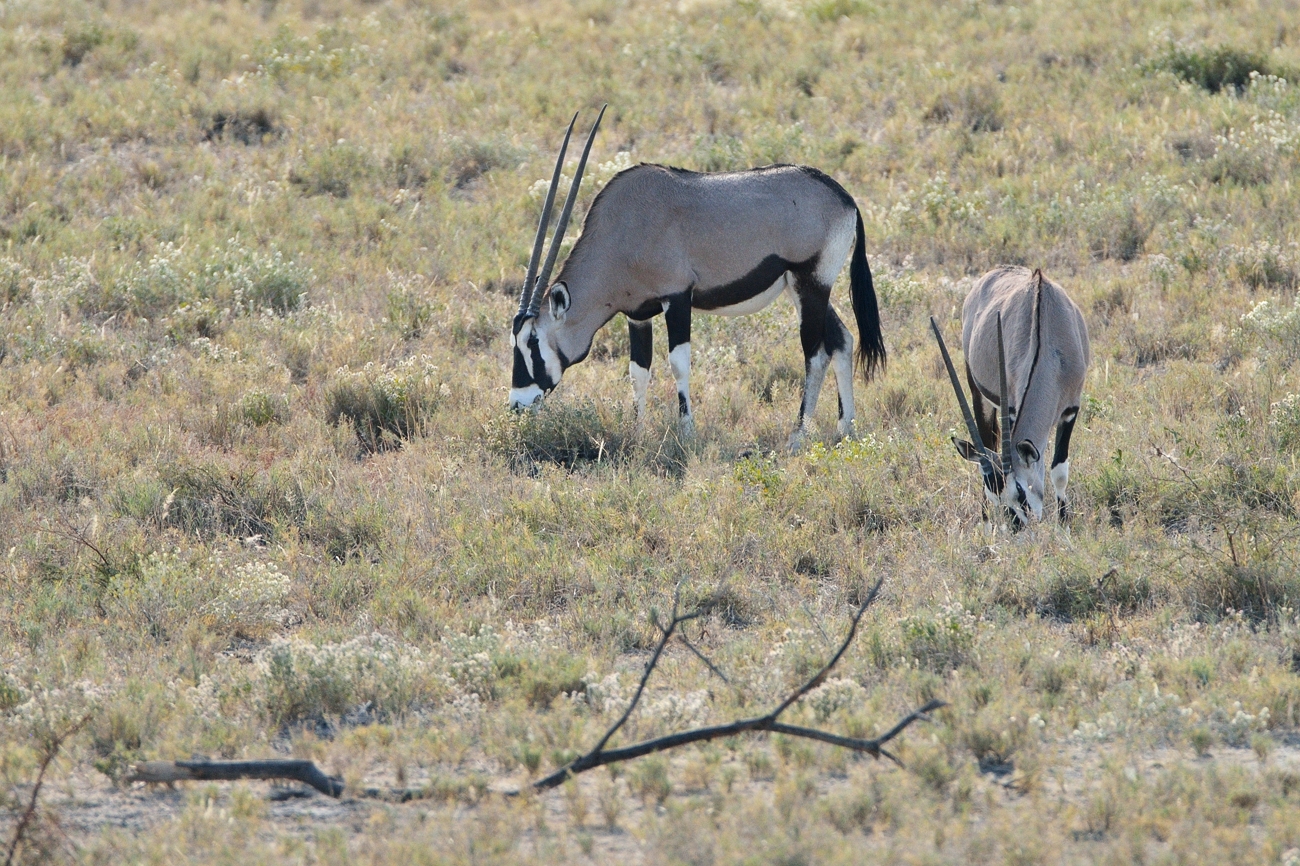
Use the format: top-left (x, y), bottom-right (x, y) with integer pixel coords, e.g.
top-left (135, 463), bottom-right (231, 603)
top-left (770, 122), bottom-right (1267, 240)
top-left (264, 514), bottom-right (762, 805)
top-left (2, 0), bottom-right (1300, 862)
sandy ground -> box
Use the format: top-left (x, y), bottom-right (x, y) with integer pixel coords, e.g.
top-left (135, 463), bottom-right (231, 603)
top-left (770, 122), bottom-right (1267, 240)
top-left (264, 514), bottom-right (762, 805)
top-left (21, 739), bottom-right (1298, 862)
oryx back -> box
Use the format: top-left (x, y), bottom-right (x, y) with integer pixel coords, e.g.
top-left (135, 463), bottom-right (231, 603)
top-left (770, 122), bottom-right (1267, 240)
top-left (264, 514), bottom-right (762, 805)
top-left (560, 164), bottom-right (858, 319)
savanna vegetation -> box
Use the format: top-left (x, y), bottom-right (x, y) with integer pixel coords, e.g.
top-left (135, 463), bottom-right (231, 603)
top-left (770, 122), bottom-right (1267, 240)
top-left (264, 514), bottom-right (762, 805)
top-left (2, 0), bottom-right (1300, 862)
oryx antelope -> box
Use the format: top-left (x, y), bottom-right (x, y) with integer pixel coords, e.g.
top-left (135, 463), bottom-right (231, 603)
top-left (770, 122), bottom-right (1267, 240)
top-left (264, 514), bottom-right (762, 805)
top-left (510, 108), bottom-right (886, 446)
top-left (930, 267), bottom-right (1090, 527)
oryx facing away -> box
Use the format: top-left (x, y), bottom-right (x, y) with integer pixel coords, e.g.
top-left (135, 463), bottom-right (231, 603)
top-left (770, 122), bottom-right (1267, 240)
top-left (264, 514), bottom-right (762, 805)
top-left (510, 108), bottom-right (886, 447)
top-left (931, 267), bottom-right (1090, 527)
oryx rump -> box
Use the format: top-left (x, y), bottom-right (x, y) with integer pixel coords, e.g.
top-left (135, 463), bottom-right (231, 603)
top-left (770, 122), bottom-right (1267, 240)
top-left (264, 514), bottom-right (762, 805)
top-left (510, 109), bottom-right (886, 445)
top-left (931, 267), bottom-right (1090, 526)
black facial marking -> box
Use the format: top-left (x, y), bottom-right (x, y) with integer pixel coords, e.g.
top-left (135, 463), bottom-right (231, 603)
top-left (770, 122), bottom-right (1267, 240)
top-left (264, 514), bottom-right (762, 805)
top-left (512, 344), bottom-right (534, 388)
top-left (529, 334), bottom-right (555, 392)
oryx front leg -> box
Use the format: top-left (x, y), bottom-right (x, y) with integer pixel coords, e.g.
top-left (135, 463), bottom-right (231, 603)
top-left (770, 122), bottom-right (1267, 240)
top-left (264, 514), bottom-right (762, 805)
top-left (628, 318), bottom-right (653, 424)
top-left (1051, 406), bottom-right (1079, 521)
top-left (664, 290), bottom-right (694, 435)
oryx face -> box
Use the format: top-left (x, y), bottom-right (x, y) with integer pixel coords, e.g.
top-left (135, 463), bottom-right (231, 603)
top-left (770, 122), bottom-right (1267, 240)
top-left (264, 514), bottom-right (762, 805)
top-left (508, 286), bottom-right (572, 410)
top-left (508, 108), bottom-right (604, 412)
top-left (953, 437), bottom-right (1034, 528)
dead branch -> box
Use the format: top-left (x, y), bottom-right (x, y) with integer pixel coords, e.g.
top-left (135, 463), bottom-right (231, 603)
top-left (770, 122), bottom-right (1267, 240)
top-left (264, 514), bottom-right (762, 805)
top-left (127, 760), bottom-right (345, 798)
top-left (533, 577), bottom-right (944, 790)
top-left (4, 712), bottom-right (92, 866)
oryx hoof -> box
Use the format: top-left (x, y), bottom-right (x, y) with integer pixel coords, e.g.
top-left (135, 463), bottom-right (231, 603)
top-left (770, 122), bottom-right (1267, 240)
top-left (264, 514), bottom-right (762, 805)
top-left (678, 415), bottom-right (696, 439)
top-left (836, 419), bottom-right (857, 442)
top-left (786, 429), bottom-right (808, 454)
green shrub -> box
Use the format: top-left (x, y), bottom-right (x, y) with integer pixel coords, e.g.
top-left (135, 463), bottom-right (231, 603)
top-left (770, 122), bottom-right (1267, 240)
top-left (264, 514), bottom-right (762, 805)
top-left (1224, 241), bottom-right (1298, 291)
top-left (62, 23), bottom-right (106, 67)
top-left (326, 355), bottom-right (445, 453)
top-left (1271, 394), bottom-right (1300, 451)
top-left (485, 399), bottom-right (632, 469)
top-left (1150, 43), bottom-right (1281, 94)
top-left (1237, 296), bottom-right (1300, 366)
top-left (900, 604), bottom-right (975, 672)
top-left (256, 634), bottom-right (438, 728)
top-left (158, 462), bottom-right (306, 540)
top-left (923, 84), bottom-right (1003, 133)
top-left (385, 284), bottom-right (435, 340)
top-left (238, 390), bottom-right (289, 427)
top-left (629, 756), bottom-right (672, 805)
top-left (289, 142), bottom-right (373, 198)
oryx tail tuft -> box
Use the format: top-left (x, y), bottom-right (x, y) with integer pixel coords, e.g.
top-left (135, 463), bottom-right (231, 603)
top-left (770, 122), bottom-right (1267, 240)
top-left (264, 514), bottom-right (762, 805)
top-left (851, 210), bottom-right (885, 384)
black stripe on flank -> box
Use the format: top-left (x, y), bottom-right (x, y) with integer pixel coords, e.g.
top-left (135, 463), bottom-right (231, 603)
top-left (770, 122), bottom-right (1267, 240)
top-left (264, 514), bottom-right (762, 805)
top-left (626, 297), bottom-right (664, 321)
top-left (694, 254), bottom-right (803, 311)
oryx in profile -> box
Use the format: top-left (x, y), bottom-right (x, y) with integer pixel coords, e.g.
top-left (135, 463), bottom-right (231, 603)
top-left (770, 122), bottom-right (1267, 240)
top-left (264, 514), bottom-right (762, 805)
top-left (931, 267), bottom-right (1090, 527)
top-left (510, 107), bottom-right (886, 446)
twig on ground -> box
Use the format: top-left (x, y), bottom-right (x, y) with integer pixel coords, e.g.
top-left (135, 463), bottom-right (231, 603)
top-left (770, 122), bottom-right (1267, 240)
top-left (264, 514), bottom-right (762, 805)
top-left (533, 577), bottom-right (944, 790)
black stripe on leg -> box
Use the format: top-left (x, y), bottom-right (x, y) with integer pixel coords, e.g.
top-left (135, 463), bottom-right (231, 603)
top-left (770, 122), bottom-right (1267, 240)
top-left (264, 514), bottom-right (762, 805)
top-left (1052, 407), bottom-right (1079, 468)
top-left (678, 392), bottom-right (690, 416)
top-left (664, 289), bottom-right (692, 350)
top-left (629, 320), bottom-right (652, 370)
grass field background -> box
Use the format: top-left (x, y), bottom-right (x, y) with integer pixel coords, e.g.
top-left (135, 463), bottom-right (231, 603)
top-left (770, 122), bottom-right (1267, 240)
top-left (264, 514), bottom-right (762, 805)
top-left (3, 0), bottom-right (1300, 862)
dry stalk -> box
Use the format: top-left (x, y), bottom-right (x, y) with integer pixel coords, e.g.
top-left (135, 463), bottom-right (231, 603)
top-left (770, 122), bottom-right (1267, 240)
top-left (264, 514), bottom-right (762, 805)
top-left (3, 712), bottom-right (92, 866)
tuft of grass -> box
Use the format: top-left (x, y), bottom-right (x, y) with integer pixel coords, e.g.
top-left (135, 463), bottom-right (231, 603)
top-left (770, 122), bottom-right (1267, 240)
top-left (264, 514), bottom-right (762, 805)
top-left (326, 356), bottom-right (444, 453)
top-left (485, 399), bottom-right (633, 470)
top-left (1149, 43), bottom-right (1283, 94)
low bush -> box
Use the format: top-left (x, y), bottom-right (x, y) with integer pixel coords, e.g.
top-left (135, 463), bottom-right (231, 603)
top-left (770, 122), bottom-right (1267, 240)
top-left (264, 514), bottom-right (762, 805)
top-left (1148, 43), bottom-right (1283, 94)
top-left (485, 399), bottom-right (633, 469)
top-left (326, 355), bottom-right (445, 453)
top-left (256, 633), bottom-right (440, 728)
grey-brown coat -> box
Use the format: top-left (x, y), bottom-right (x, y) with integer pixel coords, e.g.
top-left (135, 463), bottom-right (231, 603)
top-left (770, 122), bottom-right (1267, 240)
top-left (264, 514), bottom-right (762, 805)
top-left (952, 267), bottom-right (1090, 523)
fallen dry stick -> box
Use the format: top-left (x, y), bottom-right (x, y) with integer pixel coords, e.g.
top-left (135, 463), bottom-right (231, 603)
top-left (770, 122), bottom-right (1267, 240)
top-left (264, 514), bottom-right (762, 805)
top-left (128, 759), bottom-right (344, 798)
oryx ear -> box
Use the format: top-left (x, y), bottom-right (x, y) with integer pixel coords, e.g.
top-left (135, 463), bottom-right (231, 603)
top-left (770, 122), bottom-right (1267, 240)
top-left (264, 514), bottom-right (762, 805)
top-left (549, 283), bottom-right (570, 321)
top-left (953, 438), bottom-right (983, 463)
top-left (1017, 440), bottom-right (1040, 464)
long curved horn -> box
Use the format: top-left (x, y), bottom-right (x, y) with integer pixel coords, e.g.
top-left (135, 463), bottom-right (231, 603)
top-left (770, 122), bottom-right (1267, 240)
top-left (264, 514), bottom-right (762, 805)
top-left (518, 112), bottom-right (579, 320)
top-left (996, 310), bottom-right (1012, 480)
top-left (929, 317), bottom-right (998, 480)
top-left (527, 103), bottom-right (607, 318)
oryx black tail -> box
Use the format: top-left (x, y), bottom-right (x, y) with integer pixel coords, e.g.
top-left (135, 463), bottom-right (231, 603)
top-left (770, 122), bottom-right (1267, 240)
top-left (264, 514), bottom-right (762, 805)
top-left (851, 209), bottom-right (886, 383)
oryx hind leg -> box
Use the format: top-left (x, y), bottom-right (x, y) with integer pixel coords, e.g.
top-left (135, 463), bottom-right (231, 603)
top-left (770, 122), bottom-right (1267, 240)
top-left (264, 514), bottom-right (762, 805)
top-left (664, 289), bottom-right (694, 436)
top-left (1051, 406), bottom-right (1079, 521)
top-left (628, 318), bottom-right (653, 423)
top-left (787, 271), bottom-right (832, 452)
top-left (826, 305), bottom-right (855, 440)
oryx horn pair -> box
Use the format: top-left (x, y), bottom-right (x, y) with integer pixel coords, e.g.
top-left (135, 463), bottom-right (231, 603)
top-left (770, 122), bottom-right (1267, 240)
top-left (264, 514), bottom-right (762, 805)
top-left (929, 313), bottom-right (1014, 491)
top-left (515, 104), bottom-right (608, 323)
